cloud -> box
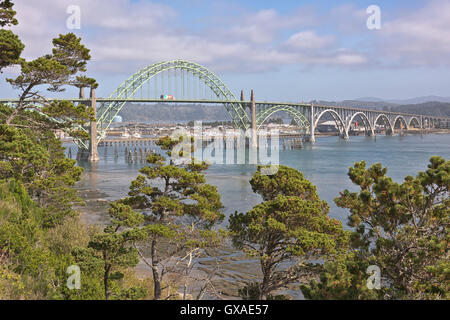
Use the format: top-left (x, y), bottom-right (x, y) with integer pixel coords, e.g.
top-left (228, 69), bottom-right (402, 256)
top-left (285, 31), bottom-right (335, 49)
top-left (376, 0), bottom-right (450, 67)
top-left (7, 0), bottom-right (449, 80)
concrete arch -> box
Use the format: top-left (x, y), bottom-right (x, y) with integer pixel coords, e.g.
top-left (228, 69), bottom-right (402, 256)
top-left (313, 109), bottom-right (346, 137)
top-left (408, 116), bottom-right (421, 129)
top-left (346, 111), bottom-right (374, 136)
top-left (393, 115), bottom-right (409, 130)
top-left (373, 114), bottom-right (394, 135)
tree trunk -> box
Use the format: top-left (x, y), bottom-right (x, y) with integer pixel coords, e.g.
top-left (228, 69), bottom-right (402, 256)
top-left (104, 264), bottom-right (111, 300)
top-left (151, 239), bottom-right (162, 300)
top-left (259, 260), bottom-right (271, 300)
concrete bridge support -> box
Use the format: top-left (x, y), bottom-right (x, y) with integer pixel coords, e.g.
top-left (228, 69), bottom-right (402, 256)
top-left (76, 87), bottom-right (90, 161)
top-left (88, 87), bottom-right (100, 162)
top-left (76, 86), bottom-right (100, 162)
top-left (251, 89), bottom-right (257, 148)
top-left (309, 103), bottom-right (315, 143)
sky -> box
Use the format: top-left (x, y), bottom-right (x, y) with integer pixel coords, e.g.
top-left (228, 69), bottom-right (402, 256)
top-left (1, 0), bottom-right (450, 101)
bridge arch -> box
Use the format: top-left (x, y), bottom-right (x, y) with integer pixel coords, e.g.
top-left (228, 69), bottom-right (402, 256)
top-left (256, 105), bottom-right (309, 131)
top-left (408, 116), bottom-right (421, 129)
top-left (393, 115), bottom-right (409, 131)
top-left (313, 109), bottom-right (346, 137)
top-left (96, 60), bottom-right (250, 139)
top-left (346, 111), bottom-right (374, 136)
top-left (374, 114), bottom-right (394, 135)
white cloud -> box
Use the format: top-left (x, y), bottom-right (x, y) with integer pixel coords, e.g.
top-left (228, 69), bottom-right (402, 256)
top-left (377, 0), bottom-right (450, 66)
top-left (11, 0), bottom-right (449, 78)
top-left (285, 31), bottom-right (335, 49)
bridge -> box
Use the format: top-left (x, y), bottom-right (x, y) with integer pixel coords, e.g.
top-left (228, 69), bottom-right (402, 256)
top-left (2, 60), bottom-right (449, 161)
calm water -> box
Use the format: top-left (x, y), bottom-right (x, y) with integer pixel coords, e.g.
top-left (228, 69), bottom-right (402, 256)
top-left (72, 133), bottom-right (450, 226)
top-left (68, 133), bottom-right (449, 298)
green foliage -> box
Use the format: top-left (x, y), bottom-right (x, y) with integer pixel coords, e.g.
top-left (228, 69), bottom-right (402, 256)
top-left (72, 203), bottom-right (149, 300)
top-left (249, 165), bottom-right (321, 202)
top-left (0, 1), bottom-right (23, 71)
top-left (319, 156), bottom-right (449, 300)
top-left (0, 124), bottom-right (84, 226)
top-left (229, 165), bottom-right (349, 299)
top-left (52, 33), bottom-right (90, 75)
top-left (74, 75), bottom-right (98, 89)
top-left (123, 136), bottom-right (225, 299)
top-left (0, 0), bottom-right (17, 27)
top-left (0, 180), bottom-right (95, 299)
top-left (301, 252), bottom-right (380, 300)
top-left (4, 31), bottom-right (94, 126)
top-left (0, 29), bottom-right (23, 71)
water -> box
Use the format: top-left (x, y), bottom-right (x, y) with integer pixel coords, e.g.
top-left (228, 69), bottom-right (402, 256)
top-left (71, 133), bottom-right (450, 227)
top-left (68, 133), bottom-right (450, 298)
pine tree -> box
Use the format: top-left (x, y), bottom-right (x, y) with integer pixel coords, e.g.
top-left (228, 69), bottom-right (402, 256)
top-left (122, 136), bottom-right (224, 300)
top-left (72, 203), bottom-right (148, 300)
top-left (229, 165), bottom-right (349, 299)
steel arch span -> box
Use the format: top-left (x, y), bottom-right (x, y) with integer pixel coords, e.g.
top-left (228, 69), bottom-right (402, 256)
top-left (255, 105), bottom-right (310, 131)
top-left (96, 60), bottom-right (250, 138)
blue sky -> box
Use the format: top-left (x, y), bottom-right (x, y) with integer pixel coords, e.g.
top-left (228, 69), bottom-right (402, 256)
top-left (1, 0), bottom-right (450, 101)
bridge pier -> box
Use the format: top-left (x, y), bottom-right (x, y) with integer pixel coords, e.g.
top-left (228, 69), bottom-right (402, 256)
top-left (251, 89), bottom-right (257, 148)
top-left (77, 86), bottom-right (100, 161)
top-left (88, 87), bottom-right (100, 162)
top-left (309, 103), bottom-right (315, 143)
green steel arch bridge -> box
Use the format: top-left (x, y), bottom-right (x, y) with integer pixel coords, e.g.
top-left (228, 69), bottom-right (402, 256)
top-left (1, 60), bottom-right (449, 161)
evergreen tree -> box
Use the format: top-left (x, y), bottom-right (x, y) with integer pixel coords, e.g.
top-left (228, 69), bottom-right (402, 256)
top-left (73, 203), bottom-right (148, 300)
top-left (0, 0), bottom-right (23, 72)
top-left (122, 136), bottom-right (225, 300)
top-left (229, 165), bottom-right (349, 299)
top-left (303, 157), bottom-right (449, 300)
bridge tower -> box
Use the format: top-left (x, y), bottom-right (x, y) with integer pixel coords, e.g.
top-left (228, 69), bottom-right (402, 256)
top-left (251, 89), bottom-right (257, 147)
top-left (88, 87), bottom-right (100, 162)
top-left (309, 103), bottom-right (315, 143)
top-left (76, 87), bottom-right (90, 160)
top-left (76, 86), bottom-right (100, 162)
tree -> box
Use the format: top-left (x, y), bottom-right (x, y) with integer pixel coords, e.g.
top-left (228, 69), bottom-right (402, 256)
top-left (0, 0), bottom-right (23, 72)
top-left (0, 2), bottom-right (94, 225)
top-left (0, 179), bottom-right (98, 299)
top-left (328, 156), bottom-right (449, 299)
top-left (73, 203), bottom-right (149, 300)
top-left (0, 0), bottom-right (17, 26)
top-left (122, 136), bottom-right (225, 300)
top-left (301, 251), bottom-right (379, 300)
top-left (5, 32), bottom-right (93, 127)
top-left (229, 165), bottom-right (349, 299)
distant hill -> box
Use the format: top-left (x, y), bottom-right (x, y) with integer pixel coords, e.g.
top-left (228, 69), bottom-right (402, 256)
top-left (321, 100), bottom-right (450, 117)
top-left (118, 103), bottom-right (230, 123)
top-left (391, 101), bottom-right (450, 117)
top-left (353, 96), bottom-right (450, 104)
